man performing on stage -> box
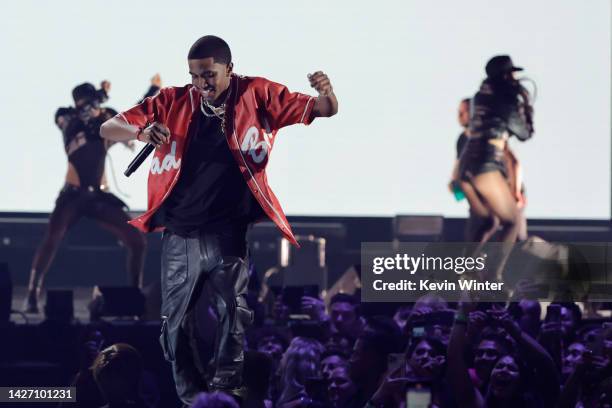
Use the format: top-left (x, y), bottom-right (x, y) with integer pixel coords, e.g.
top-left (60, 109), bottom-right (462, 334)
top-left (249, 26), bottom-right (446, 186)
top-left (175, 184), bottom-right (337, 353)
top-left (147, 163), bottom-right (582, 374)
top-left (25, 78), bottom-right (160, 313)
top-left (100, 35), bottom-right (338, 402)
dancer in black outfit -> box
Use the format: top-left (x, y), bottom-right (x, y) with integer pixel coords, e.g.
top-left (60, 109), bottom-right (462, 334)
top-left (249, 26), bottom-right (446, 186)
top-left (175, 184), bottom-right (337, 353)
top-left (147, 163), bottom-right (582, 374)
top-left (25, 76), bottom-right (161, 313)
top-left (458, 55), bottom-right (534, 277)
top-left (451, 96), bottom-right (529, 244)
top-left (449, 97), bottom-right (501, 243)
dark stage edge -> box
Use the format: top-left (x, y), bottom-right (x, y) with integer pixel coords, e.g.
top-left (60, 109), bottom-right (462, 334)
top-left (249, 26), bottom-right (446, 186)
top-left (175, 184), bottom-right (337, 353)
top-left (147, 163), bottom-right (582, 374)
top-left (9, 286), bottom-right (158, 325)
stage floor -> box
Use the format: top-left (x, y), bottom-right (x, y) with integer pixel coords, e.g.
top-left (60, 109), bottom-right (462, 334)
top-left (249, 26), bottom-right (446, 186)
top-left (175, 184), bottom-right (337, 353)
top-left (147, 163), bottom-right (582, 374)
top-left (11, 286), bottom-right (108, 325)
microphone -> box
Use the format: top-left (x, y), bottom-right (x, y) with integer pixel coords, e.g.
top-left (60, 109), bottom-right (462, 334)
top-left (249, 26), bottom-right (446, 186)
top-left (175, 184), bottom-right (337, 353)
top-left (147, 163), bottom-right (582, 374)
top-left (124, 143), bottom-right (155, 177)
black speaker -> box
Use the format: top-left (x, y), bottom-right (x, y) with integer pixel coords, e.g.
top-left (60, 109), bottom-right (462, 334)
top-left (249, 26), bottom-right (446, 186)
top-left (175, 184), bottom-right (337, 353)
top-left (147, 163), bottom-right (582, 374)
top-left (280, 235), bottom-right (328, 291)
top-left (44, 289), bottom-right (74, 322)
top-left (0, 263), bottom-right (11, 323)
top-left (89, 286), bottom-right (145, 320)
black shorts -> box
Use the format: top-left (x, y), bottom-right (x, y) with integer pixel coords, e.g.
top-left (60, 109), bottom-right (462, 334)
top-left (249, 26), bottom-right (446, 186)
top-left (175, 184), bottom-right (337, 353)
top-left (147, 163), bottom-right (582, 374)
top-left (55, 184), bottom-right (128, 215)
top-left (459, 140), bottom-right (507, 180)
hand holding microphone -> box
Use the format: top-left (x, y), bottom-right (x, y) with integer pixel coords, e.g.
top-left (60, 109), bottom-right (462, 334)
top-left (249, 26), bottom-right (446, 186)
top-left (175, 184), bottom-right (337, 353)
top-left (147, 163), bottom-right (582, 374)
top-left (124, 122), bottom-right (171, 177)
top-left (136, 122), bottom-right (171, 146)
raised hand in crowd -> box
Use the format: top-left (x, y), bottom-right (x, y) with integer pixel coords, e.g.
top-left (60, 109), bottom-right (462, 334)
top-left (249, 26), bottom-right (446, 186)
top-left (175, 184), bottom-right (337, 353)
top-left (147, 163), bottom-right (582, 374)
top-left (466, 310), bottom-right (488, 342)
top-left (368, 369), bottom-right (412, 408)
top-left (538, 319), bottom-right (564, 370)
top-left (150, 73), bottom-right (162, 88)
top-left (300, 296), bottom-right (327, 322)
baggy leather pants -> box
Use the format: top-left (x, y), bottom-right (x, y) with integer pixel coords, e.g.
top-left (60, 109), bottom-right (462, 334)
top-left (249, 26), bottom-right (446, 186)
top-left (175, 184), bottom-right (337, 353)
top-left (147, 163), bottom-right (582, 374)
top-left (159, 227), bottom-right (252, 405)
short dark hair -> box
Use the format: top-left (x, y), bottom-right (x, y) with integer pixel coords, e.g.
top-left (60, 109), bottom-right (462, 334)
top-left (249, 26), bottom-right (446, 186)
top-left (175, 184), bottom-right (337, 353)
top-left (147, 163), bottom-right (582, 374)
top-left (92, 343), bottom-right (142, 403)
top-left (477, 332), bottom-right (515, 356)
top-left (192, 392), bottom-right (239, 408)
top-left (251, 326), bottom-right (290, 351)
top-left (188, 35), bottom-right (232, 64)
top-left (321, 348), bottom-right (350, 361)
top-left (407, 336), bottom-right (446, 359)
top-left (330, 293), bottom-right (361, 317)
top-left (553, 301), bottom-right (582, 323)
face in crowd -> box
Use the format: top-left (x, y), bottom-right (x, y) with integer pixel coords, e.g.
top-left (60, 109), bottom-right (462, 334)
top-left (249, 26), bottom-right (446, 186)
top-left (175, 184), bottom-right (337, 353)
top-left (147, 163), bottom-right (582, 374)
top-left (325, 333), bottom-right (355, 359)
top-left (408, 339), bottom-right (445, 379)
top-left (562, 342), bottom-right (587, 377)
top-left (257, 335), bottom-right (285, 363)
top-left (321, 354), bottom-right (347, 380)
top-left (328, 366), bottom-right (356, 406)
top-left (474, 339), bottom-right (503, 382)
top-left (489, 355), bottom-right (521, 399)
top-left (330, 301), bottom-right (359, 336)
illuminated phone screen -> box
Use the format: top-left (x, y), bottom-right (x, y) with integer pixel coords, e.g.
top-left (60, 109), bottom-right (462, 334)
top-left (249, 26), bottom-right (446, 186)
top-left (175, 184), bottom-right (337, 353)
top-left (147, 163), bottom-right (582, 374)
top-left (406, 388), bottom-right (431, 408)
top-left (412, 326), bottom-right (425, 337)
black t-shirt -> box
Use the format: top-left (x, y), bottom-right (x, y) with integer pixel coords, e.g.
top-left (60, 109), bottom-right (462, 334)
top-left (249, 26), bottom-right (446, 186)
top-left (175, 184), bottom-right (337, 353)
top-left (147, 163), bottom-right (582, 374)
top-left (159, 111), bottom-right (264, 235)
top-left (456, 131), bottom-right (468, 159)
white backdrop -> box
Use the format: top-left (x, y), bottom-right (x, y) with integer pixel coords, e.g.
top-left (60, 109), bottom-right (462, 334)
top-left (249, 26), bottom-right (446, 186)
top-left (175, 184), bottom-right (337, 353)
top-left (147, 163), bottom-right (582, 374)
top-left (0, 0), bottom-right (609, 218)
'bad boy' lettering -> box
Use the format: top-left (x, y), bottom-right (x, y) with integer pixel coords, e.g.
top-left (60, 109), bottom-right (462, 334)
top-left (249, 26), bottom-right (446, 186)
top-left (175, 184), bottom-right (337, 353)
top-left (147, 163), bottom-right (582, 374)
top-left (151, 141), bottom-right (181, 174)
top-left (241, 126), bottom-right (271, 164)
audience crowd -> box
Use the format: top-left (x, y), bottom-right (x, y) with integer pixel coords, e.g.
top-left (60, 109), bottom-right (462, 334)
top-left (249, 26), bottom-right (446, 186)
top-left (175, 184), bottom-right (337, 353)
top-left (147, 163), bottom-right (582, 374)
top-left (57, 274), bottom-right (612, 408)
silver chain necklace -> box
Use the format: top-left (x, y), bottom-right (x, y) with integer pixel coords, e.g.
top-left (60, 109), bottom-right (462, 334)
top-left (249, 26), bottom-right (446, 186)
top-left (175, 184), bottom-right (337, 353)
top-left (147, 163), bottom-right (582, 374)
top-left (199, 87), bottom-right (230, 133)
top-left (200, 98), bottom-right (225, 119)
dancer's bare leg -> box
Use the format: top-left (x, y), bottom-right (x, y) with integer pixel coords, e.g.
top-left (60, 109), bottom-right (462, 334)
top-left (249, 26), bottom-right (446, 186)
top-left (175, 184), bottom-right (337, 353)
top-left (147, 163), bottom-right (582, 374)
top-left (94, 204), bottom-right (146, 288)
top-left (26, 196), bottom-right (81, 312)
top-left (470, 171), bottom-right (520, 280)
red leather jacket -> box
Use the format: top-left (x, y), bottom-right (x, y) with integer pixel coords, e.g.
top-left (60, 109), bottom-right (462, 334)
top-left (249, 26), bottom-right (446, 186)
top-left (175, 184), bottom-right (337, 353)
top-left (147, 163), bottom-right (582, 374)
top-left (117, 74), bottom-right (316, 245)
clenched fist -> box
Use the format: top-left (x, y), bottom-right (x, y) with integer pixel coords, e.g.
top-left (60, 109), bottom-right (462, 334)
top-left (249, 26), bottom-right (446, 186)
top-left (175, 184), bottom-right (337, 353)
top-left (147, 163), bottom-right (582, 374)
top-left (308, 71), bottom-right (333, 97)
